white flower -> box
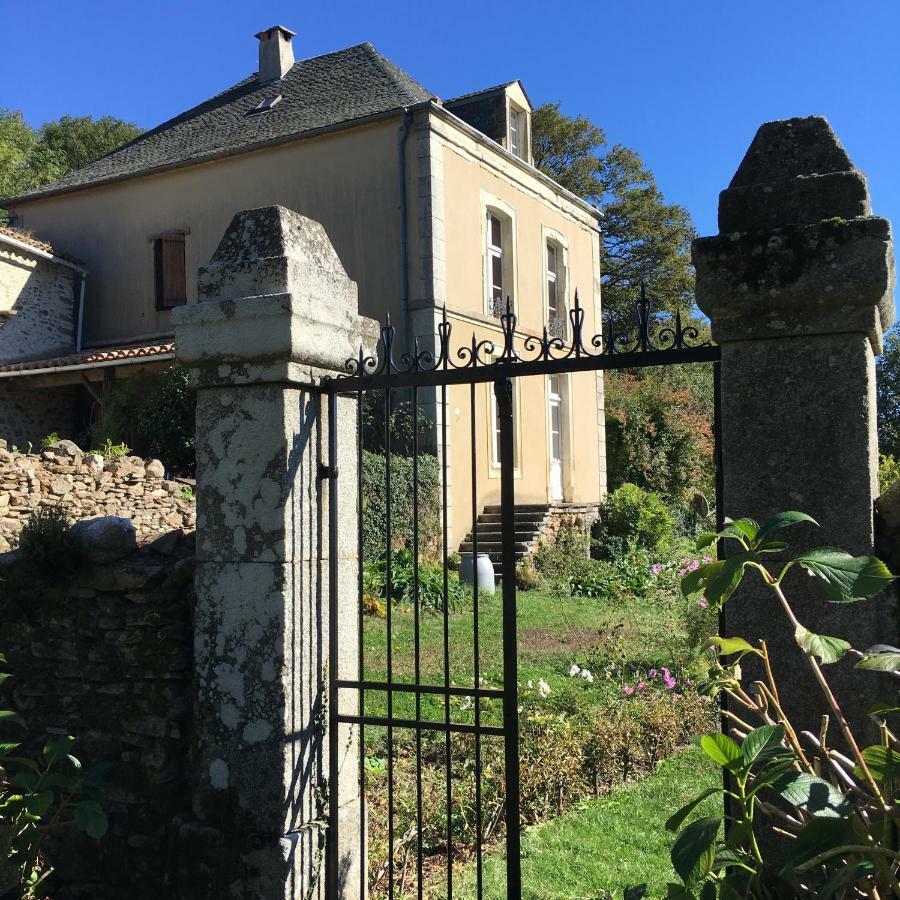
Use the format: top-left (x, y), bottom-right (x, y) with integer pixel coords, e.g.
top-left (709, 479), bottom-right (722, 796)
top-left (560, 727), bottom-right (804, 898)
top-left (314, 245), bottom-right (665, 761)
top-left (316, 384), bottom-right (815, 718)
top-left (537, 678), bottom-right (551, 698)
top-left (527, 680), bottom-right (534, 689)
top-left (580, 669), bottom-right (594, 683)
top-left (569, 663), bottom-right (581, 677)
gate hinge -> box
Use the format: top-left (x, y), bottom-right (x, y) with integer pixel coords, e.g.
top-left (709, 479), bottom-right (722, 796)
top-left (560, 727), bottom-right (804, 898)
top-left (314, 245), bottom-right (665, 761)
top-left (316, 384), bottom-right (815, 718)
top-left (319, 463), bottom-right (339, 480)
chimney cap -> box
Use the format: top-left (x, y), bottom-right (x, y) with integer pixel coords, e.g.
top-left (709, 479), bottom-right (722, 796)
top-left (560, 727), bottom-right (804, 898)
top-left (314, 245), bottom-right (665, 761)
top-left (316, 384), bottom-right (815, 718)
top-left (255, 25), bottom-right (297, 41)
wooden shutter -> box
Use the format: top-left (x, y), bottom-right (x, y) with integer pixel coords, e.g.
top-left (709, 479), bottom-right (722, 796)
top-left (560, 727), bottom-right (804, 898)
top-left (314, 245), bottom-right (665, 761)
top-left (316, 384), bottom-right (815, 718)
top-left (154, 234), bottom-right (187, 309)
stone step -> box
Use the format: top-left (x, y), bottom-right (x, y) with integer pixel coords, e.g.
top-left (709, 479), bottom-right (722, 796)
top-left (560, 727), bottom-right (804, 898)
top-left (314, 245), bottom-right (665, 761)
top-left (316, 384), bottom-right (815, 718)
top-left (477, 512), bottom-right (547, 525)
top-left (459, 540), bottom-right (532, 554)
top-left (482, 504), bottom-right (549, 514)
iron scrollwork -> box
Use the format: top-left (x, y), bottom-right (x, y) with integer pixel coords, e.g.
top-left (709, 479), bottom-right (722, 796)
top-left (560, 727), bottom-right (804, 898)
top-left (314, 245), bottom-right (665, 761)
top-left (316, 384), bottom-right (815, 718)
top-left (341, 284), bottom-right (713, 383)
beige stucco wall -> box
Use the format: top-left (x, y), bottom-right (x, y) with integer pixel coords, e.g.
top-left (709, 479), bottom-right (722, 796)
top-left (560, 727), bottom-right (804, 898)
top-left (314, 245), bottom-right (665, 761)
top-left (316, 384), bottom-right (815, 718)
top-left (415, 109), bottom-right (606, 548)
top-left (0, 244), bottom-right (76, 361)
top-left (9, 119), bottom-right (404, 346)
top-left (9, 107), bottom-right (606, 551)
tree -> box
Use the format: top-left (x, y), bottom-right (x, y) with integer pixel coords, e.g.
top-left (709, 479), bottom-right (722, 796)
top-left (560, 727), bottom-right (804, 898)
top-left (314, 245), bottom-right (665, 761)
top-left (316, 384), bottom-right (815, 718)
top-left (532, 103), bottom-right (695, 319)
top-left (877, 325), bottom-right (900, 459)
top-left (0, 111), bottom-right (142, 221)
top-left (0, 110), bottom-right (36, 205)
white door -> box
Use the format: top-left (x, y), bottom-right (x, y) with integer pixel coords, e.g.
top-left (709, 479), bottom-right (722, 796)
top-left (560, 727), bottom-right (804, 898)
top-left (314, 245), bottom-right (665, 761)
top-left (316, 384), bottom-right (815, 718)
top-left (548, 375), bottom-right (563, 501)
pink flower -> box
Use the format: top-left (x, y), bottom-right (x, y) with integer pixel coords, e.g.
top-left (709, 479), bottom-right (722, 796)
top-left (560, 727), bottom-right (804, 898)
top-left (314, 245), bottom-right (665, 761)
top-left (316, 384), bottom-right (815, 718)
top-left (703, 555), bottom-right (713, 564)
top-left (623, 685), bottom-right (634, 696)
top-left (651, 563), bottom-right (662, 576)
top-left (648, 669), bottom-right (657, 679)
top-left (699, 597), bottom-right (709, 609)
top-left (673, 693), bottom-right (683, 701)
top-left (663, 673), bottom-right (677, 690)
top-left (637, 681), bottom-right (647, 692)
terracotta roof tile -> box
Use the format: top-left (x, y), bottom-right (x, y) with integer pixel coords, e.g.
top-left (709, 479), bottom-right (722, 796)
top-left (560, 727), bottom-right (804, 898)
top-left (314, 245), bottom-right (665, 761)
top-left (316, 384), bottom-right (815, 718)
top-left (0, 225), bottom-right (84, 267)
top-left (0, 341), bottom-right (175, 374)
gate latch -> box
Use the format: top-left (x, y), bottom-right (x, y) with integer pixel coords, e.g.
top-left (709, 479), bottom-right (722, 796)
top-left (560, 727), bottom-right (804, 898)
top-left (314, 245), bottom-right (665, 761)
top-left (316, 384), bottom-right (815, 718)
top-left (319, 463), bottom-right (339, 480)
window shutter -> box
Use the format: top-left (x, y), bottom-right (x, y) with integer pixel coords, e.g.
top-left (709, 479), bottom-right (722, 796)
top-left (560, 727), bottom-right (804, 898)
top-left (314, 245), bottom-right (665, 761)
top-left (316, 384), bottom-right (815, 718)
top-left (154, 234), bottom-right (187, 310)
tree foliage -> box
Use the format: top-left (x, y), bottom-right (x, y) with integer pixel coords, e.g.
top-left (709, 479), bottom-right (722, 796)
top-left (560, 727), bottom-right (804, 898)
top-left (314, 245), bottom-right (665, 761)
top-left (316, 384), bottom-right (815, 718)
top-left (532, 102), bottom-right (695, 318)
top-left (0, 110), bottom-right (142, 220)
top-left (877, 325), bottom-right (900, 460)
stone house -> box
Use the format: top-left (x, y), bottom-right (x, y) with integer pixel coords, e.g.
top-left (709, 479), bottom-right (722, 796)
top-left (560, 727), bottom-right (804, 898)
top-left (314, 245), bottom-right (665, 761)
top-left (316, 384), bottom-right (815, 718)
top-left (0, 25), bottom-right (605, 547)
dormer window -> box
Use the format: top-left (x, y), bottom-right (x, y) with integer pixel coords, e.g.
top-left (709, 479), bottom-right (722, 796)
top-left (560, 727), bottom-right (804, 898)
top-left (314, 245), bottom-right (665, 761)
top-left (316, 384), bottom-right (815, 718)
top-left (509, 105), bottom-right (526, 160)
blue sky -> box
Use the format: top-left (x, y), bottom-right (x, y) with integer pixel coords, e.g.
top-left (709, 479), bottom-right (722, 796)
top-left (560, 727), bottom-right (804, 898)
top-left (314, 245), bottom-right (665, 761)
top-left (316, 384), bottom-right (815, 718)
top-left (5, 0), bottom-right (899, 239)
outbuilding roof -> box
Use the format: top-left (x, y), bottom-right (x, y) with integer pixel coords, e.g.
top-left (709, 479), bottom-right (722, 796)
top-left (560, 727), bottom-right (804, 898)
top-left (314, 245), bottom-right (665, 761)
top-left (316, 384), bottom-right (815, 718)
top-left (6, 43), bottom-right (435, 204)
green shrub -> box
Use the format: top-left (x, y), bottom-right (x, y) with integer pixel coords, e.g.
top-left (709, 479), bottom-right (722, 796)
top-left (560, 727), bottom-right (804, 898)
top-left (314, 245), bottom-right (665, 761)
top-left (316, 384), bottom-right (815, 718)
top-left (88, 438), bottom-right (130, 461)
top-left (570, 546), bottom-right (657, 602)
top-left (363, 549), bottom-right (468, 612)
top-left (13, 506), bottom-right (85, 583)
top-left (87, 365), bottom-right (195, 476)
top-left (602, 483), bottom-right (674, 550)
top-left (39, 432), bottom-right (59, 449)
top-left (532, 525), bottom-right (594, 592)
top-left (361, 451), bottom-right (440, 561)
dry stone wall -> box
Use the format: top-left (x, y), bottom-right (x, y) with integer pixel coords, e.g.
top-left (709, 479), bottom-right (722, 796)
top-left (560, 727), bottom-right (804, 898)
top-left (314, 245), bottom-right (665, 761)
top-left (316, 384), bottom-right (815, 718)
top-left (1, 521), bottom-right (195, 899)
top-left (0, 439), bottom-right (195, 552)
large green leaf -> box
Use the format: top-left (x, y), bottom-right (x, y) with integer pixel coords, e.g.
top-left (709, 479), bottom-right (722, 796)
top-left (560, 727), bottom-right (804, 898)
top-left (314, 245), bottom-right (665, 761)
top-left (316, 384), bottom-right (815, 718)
top-left (741, 725), bottom-right (786, 767)
top-left (755, 511), bottom-right (818, 545)
top-left (853, 744), bottom-right (900, 783)
top-left (664, 885), bottom-right (696, 900)
top-left (817, 860), bottom-right (876, 900)
top-left (795, 548), bottom-right (894, 603)
top-left (24, 791), bottom-right (53, 819)
top-left (723, 517), bottom-right (759, 543)
top-left (704, 553), bottom-right (754, 606)
top-left (771, 772), bottom-right (849, 818)
top-left (855, 645), bottom-right (900, 673)
top-left (670, 816), bottom-right (721, 886)
top-left (696, 532), bottom-right (717, 551)
top-left (794, 626), bottom-right (851, 664)
top-left (0, 709), bottom-right (26, 729)
top-left (665, 788), bottom-right (723, 833)
top-left (869, 701), bottom-right (900, 716)
top-left (704, 635), bottom-right (758, 657)
top-left (42, 734), bottom-right (76, 768)
top-left (73, 799), bottom-right (108, 839)
top-left (699, 734), bottom-right (743, 771)
top-left (784, 817), bottom-right (852, 866)
top-left (681, 561), bottom-right (721, 598)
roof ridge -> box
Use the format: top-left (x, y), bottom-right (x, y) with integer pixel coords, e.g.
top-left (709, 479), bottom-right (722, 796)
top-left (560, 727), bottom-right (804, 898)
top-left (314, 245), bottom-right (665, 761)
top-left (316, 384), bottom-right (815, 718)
top-left (360, 42), bottom-right (436, 102)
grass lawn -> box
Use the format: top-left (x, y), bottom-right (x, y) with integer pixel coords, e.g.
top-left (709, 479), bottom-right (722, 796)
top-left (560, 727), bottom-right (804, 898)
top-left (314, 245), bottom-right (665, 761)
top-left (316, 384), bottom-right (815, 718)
top-left (360, 586), bottom-right (689, 726)
top-left (450, 748), bottom-right (721, 899)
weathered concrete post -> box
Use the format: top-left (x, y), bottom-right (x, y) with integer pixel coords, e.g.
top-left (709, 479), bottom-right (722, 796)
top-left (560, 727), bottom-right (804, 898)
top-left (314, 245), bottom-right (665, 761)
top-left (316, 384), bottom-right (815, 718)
top-left (693, 117), bottom-right (895, 737)
top-left (173, 206), bottom-right (371, 897)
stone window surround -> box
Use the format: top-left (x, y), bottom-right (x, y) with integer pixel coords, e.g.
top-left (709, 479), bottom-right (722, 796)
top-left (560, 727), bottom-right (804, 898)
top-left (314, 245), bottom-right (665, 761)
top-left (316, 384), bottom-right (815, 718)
top-left (480, 190), bottom-right (518, 319)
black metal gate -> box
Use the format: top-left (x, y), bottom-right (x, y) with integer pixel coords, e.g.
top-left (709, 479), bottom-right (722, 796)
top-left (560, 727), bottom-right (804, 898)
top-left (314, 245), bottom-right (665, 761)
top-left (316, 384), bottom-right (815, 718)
top-left (325, 291), bottom-right (720, 899)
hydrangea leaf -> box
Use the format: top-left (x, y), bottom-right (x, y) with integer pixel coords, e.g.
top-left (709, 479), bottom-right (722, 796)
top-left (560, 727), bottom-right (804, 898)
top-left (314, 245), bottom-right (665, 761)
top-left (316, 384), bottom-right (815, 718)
top-left (755, 511), bottom-right (818, 545)
top-left (794, 626), bottom-right (851, 664)
top-left (853, 744), bottom-right (900, 783)
top-left (855, 646), bottom-right (900, 673)
top-left (795, 548), bottom-right (894, 603)
top-left (699, 733), bottom-right (743, 771)
top-left (670, 815), bottom-right (721, 886)
top-left (741, 725), bottom-right (786, 767)
top-left (704, 636), bottom-right (757, 657)
top-left (771, 772), bottom-right (850, 818)
top-left (665, 787), bottom-right (723, 833)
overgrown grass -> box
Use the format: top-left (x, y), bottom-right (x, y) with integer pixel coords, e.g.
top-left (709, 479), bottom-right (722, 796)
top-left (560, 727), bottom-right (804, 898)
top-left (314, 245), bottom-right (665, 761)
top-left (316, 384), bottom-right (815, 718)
top-left (451, 748), bottom-right (721, 899)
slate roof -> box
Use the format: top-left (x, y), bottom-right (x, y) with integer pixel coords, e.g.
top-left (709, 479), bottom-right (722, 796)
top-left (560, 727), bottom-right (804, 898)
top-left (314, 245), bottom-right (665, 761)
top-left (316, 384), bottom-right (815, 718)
top-left (7, 43), bottom-right (436, 204)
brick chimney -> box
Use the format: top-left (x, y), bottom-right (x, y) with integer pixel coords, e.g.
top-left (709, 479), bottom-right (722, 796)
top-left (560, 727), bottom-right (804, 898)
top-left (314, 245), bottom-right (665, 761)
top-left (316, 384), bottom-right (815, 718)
top-left (255, 25), bottom-right (296, 83)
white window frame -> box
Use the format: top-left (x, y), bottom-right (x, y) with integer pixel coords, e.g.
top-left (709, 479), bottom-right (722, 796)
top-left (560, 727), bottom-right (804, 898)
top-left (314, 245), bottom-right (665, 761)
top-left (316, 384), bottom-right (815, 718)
top-left (481, 192), bottom-right (518, 319)
top-left (541, 227), bottom-right (569, 340)
top-left (544, 371), bottom-right (574, 501)
top-left (507, 101), bottom-right (528, 161)
top-left (488, 369), bottom-right (522, 477)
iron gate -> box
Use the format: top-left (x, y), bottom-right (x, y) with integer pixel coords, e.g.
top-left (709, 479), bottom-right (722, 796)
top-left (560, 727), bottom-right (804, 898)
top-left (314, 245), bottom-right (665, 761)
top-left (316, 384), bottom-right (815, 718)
top-left (325, 290), bottom-right (721, 899)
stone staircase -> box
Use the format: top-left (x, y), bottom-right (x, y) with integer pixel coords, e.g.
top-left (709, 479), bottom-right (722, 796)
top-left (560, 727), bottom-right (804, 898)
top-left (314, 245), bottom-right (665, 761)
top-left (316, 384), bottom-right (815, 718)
top-left (458, 504), bottom-right (551, 580)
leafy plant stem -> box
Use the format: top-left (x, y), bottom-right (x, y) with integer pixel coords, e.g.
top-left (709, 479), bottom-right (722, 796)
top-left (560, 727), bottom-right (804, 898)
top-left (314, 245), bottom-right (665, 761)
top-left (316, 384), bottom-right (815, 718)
top-left (768, 580), bottom-right (888, 808)
top-left (793, 844), bottom-right (900, 873)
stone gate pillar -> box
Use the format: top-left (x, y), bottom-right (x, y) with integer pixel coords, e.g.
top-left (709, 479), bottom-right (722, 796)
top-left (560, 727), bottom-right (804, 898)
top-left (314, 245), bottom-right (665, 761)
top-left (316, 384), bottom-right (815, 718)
top-left (173, 206), bottom-right (372, 898)
top-left (694, 117), bottom-right (895, 736)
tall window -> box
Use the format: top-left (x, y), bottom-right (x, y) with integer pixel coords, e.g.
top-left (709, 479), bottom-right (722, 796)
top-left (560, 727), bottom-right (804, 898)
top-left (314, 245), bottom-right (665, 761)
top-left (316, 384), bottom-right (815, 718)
top-left (546, 241), bottom-right (566, 339)
top-left (154, 233), bottom-right (187, 310)
top-left (491, 378), bottom-right (517, 467)
top-left (509, 106), bottom-right (525, 160)
top-left (487, 212), bottom-right (505, 318)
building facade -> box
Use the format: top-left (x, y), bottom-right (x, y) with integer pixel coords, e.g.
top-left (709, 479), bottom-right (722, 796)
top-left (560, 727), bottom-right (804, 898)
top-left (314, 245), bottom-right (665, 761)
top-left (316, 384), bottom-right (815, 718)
top-left (1, 25), bottom-right (605, 549)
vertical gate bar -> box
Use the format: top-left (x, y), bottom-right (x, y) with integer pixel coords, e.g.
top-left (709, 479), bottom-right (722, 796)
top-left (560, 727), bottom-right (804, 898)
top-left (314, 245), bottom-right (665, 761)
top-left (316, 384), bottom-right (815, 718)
top-left (495, 376), bottom-right (522, 899)
top-left (441, 381), bottom-right (453, 898)
top-left (357, 389), bottom-right (367, 898)
top-left (412, 386), bottom-right (424, 898)
top-left (470, 381), bottom-right (484, 899)
top-left (713, 359), bottom-right (730, 825)
top-left (385, 387), bottom-right (395, 899)
top-left (327, 388), bottom-right (339, 898)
